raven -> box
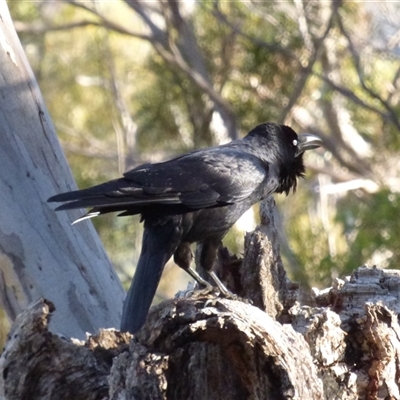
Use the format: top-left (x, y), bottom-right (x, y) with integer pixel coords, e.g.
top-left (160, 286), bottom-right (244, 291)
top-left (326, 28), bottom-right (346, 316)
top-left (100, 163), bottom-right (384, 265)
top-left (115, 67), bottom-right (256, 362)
top-left (48, 123), bottom-right (321, 334)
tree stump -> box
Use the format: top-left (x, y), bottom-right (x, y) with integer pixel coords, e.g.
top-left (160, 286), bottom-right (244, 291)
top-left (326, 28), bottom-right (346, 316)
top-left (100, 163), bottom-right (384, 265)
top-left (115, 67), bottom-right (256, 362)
top-left (1, 198), bottom-right (400, 399)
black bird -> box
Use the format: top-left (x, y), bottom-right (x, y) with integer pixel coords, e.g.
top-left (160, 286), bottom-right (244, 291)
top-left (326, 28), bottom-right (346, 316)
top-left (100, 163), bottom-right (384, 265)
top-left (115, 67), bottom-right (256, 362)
top-left (48, 123), bottom-right (321, 334)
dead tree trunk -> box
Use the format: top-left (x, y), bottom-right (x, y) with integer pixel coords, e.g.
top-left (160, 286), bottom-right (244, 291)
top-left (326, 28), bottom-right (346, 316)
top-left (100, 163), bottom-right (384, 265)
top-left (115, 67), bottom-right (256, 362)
top-left (1, 198), bottom-right (399, 400)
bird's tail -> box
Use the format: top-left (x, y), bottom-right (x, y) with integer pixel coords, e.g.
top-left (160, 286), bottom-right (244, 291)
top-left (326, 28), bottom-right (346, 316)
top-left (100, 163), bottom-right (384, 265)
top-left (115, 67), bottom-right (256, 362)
top-left (120, 216), bottom-right (182, 334)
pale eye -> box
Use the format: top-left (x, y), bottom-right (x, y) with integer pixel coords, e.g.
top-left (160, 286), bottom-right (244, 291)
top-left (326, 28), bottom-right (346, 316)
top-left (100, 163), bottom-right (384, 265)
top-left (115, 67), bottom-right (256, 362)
top-left (293, 139), bottom-right (298, 146)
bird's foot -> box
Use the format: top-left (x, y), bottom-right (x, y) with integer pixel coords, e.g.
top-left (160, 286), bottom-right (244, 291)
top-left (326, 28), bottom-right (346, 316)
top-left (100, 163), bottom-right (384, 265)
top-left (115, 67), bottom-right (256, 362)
top-left (180, 282), bottom-right (251, 306)
top-left (179, 268), bottom-right (251, 304)
top-left (183, 282), bottom-right (219, 299)
top-left (206, 271), bottom-right (252, 304)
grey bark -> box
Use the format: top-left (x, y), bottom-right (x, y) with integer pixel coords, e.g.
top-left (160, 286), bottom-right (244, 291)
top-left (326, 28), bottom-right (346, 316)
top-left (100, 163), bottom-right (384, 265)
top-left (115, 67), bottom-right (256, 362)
top-left (2, 198), bottom-right (399, 399)
top-left (0, 0), bottom-right (124, 339)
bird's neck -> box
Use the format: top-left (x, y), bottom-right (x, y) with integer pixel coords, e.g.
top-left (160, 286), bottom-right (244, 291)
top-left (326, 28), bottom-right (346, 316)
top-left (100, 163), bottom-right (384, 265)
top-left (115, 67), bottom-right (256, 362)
top-left (276, 156), bottom-right (305, 195)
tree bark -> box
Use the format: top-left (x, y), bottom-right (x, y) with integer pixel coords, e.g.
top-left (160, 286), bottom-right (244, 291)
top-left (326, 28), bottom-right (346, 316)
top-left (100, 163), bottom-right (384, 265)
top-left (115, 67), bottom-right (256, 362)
top-left (0, 0), bottom-right (124, 339)
top-left (2, 198), bottom-right (399, 399)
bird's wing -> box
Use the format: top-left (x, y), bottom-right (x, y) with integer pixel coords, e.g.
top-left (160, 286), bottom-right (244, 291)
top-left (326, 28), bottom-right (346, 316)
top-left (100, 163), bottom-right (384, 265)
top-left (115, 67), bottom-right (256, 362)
top-left (124, 148), bottom-right (274, 207)
top-left (48, 147), bottom-right (276, 213)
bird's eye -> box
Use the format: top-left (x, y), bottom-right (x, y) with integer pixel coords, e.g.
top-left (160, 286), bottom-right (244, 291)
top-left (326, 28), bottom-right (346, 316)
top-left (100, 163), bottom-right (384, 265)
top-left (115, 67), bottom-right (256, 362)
top-left (293, 139), bottom-right (298, 146)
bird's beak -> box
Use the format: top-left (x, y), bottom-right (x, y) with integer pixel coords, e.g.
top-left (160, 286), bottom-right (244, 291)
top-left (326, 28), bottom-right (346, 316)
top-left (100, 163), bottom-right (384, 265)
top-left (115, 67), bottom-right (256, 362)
top-left (296, 133), bottom-right (322, 157)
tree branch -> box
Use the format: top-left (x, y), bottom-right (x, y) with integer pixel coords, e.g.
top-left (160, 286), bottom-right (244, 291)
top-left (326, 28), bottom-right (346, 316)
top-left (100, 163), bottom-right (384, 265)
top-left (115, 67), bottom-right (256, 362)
top-left (336, 12), bottom-right (400, 131)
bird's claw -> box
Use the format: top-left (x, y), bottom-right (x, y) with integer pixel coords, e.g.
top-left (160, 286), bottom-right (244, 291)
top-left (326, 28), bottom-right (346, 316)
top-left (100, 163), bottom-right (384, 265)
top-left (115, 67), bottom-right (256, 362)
top-left (181, 282), bottom-right (218, 299)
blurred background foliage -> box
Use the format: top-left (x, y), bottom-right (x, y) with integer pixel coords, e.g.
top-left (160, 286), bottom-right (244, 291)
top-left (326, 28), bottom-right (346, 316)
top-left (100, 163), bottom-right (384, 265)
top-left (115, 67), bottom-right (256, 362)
top-left (8, 1), bottom-right (400, 299)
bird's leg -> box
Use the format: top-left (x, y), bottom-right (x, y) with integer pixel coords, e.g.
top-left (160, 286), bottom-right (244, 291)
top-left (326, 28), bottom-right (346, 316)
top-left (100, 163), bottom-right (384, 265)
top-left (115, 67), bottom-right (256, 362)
top-left (175, 241), bottom-right (240, 300)
top-left (174, 243), bottom-right (214, 291)
top-left (208, 271), bottom-right (232, 297)
top-left (198, 240), bottom-right (240, 300)
top-left (185, 266), bottom-right (213, 289)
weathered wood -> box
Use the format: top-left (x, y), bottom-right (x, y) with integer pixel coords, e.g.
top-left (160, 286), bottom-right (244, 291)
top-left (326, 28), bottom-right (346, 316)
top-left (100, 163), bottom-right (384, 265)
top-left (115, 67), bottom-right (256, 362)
top-left (4, 196), bottom-right (400, 399)
top-left (0, 296), bottom-right (323, 400)
top-left (293, 266), bottom-right (400, 399)
top-left (5, 264), bottom-right (400, 399)
top-left (0, 0), bottom-right (124, 338)
top-left (0, 299), bottom-right (130, 400)
top-left (212, 197), bottom-right (297, 321)
top-left (4, 265), bottom-right (400, 399)
top-left (137, 292), bottom-right (323, 400)
top-left (239, 198), bottom-right (298, 320)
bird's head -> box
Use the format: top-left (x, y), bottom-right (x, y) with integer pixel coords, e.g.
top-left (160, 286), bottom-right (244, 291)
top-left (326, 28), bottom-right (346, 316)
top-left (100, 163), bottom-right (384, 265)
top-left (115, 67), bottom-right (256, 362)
top-left (277, 124), bottom-right (322, 194)
top-left (247, 123), bottom-right (322, 194)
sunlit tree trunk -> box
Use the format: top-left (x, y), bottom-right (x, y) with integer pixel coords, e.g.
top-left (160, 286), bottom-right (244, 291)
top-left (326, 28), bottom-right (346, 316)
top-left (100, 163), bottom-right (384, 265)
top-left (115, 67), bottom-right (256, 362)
top-left (0, 0), bottom-right (124, 339)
